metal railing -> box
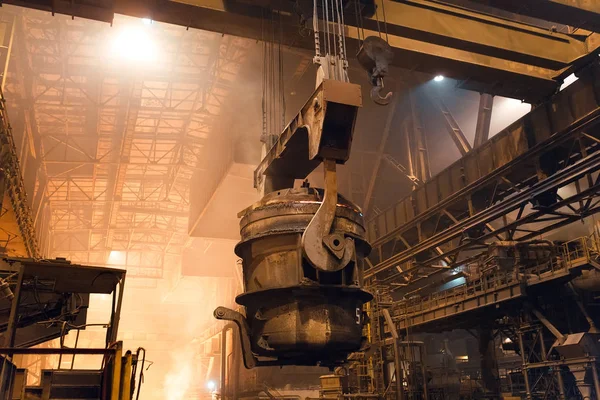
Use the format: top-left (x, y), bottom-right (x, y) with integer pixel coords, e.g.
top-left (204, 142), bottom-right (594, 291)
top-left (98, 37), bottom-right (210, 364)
top-left (394, 268), bottom-right (522, 320)
top-left (393, 234), bottom-right (600, 321)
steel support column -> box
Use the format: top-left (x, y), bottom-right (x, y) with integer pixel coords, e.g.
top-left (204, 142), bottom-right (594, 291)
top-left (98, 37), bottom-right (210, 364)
top-left (518, 330), bottom-right (533, 400)
top-left (363, 95), bottom-right (400, 213)
top-left (435, 97), bottom-right (472, 156)
top-left (474, 93), bottom-right (493, 148)
top-left (408, 90), bottom-right (430, 182)
top-left (479, 327), bottom-right (500, 396)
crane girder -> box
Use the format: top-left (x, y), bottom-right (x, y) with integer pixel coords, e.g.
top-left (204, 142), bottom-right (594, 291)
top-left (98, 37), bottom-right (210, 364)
top-left (4, 0), bottom-right (600, 101)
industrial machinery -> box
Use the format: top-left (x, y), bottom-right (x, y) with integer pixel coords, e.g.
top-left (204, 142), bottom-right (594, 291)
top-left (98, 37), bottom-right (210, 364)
top-left (214, 77), bottom-right (373, 367)
top-left (1, 0), bottom-right (600, 398)
top-left (0, 256), bottom-right (143, 400)
top-left (214, 0), bottom-right (380, 367)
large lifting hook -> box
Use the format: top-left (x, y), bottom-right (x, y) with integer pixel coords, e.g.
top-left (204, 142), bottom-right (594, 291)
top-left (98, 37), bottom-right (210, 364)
top-left (371, 78), bottom-right (392, 106)
top-left (301, 159), bottom-right (355, 272)
top-left (357, 36), bottom-right (394, 106)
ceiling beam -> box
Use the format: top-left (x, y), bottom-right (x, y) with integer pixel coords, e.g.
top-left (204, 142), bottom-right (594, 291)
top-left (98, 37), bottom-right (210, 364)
top-left (5, 0), bottom-right (599, 101)
top-left (467, 0), bottom-right (600, 33)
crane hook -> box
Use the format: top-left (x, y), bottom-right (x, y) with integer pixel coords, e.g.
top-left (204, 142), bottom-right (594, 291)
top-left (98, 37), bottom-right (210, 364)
top-left (357, 36), bottom-right (394, 106)
top-left (371, 78), bottom-right (392, 106)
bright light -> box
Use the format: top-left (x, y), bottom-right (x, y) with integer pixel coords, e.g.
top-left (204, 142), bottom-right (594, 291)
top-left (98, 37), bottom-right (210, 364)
top-left (207, 381), bottom-right (216, 391)
top-left (109, 22), bottom-right (158, 63)
top-left (504, 338), bottom-right (513, 344)
top-left (107, 250), bottom-right (126, 266)
top-left (141, 18), bottom-right (152, 25)
top-left (560, 73), bottom-right (578, 91)
top-left (434, 75), bottom-right (445, 82)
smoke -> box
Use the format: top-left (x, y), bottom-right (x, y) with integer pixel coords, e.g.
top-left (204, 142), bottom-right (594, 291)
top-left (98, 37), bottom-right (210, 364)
top-left (163, 345), bottom-right (195, 400)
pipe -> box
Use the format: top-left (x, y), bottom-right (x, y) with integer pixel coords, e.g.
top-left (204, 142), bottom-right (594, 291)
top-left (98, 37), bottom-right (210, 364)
top-left (530, 306), bottom-right (566, 344)
top-left (233, 328), bottom-right (241, 400)
top-left (592, 362), bottom-right (600, 400)
top-left (393, 339), bottom-right (405, 400)
top-left (221, 323), bottom-right (236, 400)
top-left (420, 345), bottom-right (429, 400)
top-left (382, 309), bottom-right (404, 400)
top-left (568, 283), bottom-right (598, 332)
top-left (518, 331), bottom-right (532, 400)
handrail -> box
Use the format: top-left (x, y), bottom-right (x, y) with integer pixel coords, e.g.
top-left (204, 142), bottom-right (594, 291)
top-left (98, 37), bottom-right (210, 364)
top-left (394, 234), bottom-right (599, 320)
top-left (0, 347), bottom-right (116, 355)
top-left (57, 322), bottom-right (110, 370)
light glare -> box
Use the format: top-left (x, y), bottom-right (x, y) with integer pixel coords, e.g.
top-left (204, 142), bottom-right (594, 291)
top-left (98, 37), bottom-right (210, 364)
top-left (434, 75), bottom-right (444, 82)
top-left (142, 18), bottom-right (152, 25)
top-left (207, 381), bottom-right (216, 391)
top-left (107, 250), bottom-right (126, 265)
top-left (560, 73), bottom-right (578, 91)
top-left (109, 24), bottom-right (157, 63)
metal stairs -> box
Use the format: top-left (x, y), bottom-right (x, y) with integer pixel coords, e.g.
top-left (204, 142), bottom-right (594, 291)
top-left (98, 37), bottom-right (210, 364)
top-left (20, 370), bottom-right (102, 400)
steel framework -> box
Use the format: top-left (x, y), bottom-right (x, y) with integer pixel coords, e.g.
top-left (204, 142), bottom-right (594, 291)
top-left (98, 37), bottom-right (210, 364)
top-left (1, 6), bottom-right (249, 278)
top-left (5, 0), bottom-right (600, 101)
top-left (364, 63), bottom-right (600, 290)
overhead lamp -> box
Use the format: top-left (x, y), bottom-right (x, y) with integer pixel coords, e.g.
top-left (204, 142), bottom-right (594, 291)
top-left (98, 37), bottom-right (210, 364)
top-left (434, 75), bottom-right (445, 82)
top-left (109, 21), bottom-right (158, 63)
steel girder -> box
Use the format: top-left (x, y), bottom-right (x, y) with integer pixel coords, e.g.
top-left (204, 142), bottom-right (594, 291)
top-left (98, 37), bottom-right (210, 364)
top-left (3, 0), bottom-right (600, 101)
top-left (368, 143), bottom-right (600, 284)
top-left (0, 8), bottom-right (249, 277)
top-left (0, 91), bottom-right (40, 257)
top-left (467, 0), bottom-right (600, 33)
top-left (364, 62), bottom-right (600, 287)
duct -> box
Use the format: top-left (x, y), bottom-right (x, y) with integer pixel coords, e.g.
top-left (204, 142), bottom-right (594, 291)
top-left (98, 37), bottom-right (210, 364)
top-left (530, 306), bottom-right (566, 344)
top-left (571, 269), bottom-right (600, 292)
top-left (568, 282), bottom-right (598, 333)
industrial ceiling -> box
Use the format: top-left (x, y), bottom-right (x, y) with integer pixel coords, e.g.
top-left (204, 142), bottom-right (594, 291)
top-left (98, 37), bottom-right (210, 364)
top-left (0, 6), bottom-right (250, 281)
